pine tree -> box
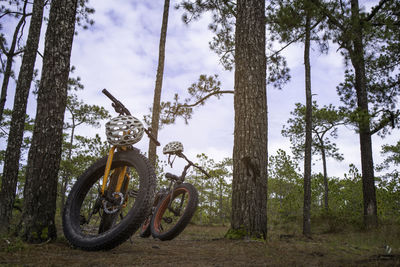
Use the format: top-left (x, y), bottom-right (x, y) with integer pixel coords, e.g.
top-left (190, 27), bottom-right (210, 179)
top-left (0, 0), bottom-right (44, 235)
top-left (18, 0), bottom-right (78, 242)
top-left (230, 0), bottom-right (268, 239)
top-left (309, 0), bottom-right (400, 228)
top-left (0, 0), bottom-right (31, 122)
top-left (282, 102), bottom-right (345, 211)
top-left (148, 0), bottom-right (170, 166)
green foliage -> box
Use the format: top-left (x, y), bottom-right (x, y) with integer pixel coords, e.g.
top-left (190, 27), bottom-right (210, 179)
top-left (0, 109), bottom-right (34, 161)
top-left (268, 149), bottom-right (303, 224)
top-left (0, 109), bottom-right (34, 191)
top-left (153, 74), bottom-right (228, 126)
top-left (328, 0), bottom-right (400, 137)
top-left (325, 165), bottom-right (363, 224)
top-left (266, 149), bottom-right (381, 230)
top-left (1, 237), bottom-right (28, 253)
top-left (55, 72), bottom-right (111, 215)
top-left (224, 227), bottom-right (248, 240)
top-left (177, 0), bottom-right (236, 71)
top-left (266, 0), bottom-right (329, 52)
top-left (282, 102), bottom-right (345, 162)
top-left (376, 141), bottom-right (400, 223)
top-left (76, 0), bottom-right (95, 31)
top-left (184, 154), bottom-right (232, 225)
top-left (377, 141), bottom-right (400, 171)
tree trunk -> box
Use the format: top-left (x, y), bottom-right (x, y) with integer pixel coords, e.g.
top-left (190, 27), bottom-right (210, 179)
top-left (0, 0), bottom-right (44, 235)
top-left (350, 0), bottom-right (377, 228)
top-left (320, 140), bottom-right (329, 211)
top-left (231, 0), bottom-right (268, 239)
top-left (59, 116), bottom-right (76, 214)
top-left (0, 1), bottom-right (29, 122)
top-left (148, 0), bottom-right (170, 167)
top-left (18, 0), bottom-right (78, 242)
top-left (303, 12), bottom-right (312, 237)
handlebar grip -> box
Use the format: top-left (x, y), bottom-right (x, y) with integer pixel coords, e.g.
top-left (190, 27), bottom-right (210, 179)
top-left (165, 173), bottom-right (179, 181)
top-left (102, 89), bottom-right (131, 115)
top-left (102, 88), bottom-right (116, 101)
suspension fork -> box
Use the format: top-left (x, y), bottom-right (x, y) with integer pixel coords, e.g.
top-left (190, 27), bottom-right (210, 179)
top-left (101, 146), bottom-right (128, 196)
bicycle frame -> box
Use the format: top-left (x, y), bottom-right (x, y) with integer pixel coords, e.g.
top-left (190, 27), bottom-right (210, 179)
top-left (100, 88), bottom-right (160, 198)
top-left (101, 146), bottom-right (130, 197)
top-left (160, 153), bottom-right (210, 208)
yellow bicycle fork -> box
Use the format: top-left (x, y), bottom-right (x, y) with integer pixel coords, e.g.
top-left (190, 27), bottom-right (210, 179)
top-left (101, 146), bottom-right (128, 196)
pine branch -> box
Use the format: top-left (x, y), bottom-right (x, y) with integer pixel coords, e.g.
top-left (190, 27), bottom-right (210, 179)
top-left (365, 0), bottom-right (390, 22)
top-left (370, 110), bottom-right (400, 135)
top-left (268, 18), bottom-right (323, 62)
top-left (308, 0), bottom-right (346, 32)
top-left (179, 90), bottom-right (234, 109)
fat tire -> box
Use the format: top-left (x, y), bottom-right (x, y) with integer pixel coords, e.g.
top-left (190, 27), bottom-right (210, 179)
top-left (150, 183), bottom-right (198, 241)
top-left (62, 149), bottom-right (156, 251)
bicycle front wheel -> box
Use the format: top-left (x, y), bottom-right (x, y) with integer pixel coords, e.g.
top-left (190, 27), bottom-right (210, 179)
top-left (62, 149), bottom-right (156, 251)
top-left (150, 183), bottom-right (198, 241)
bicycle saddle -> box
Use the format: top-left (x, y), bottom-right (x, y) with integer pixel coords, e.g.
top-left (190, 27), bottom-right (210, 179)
top-left (163, 141), bottom-right (184, 155)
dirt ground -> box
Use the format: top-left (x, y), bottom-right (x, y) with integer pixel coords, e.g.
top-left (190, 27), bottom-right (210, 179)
top-left (1, 225), bottom-right (400, 266)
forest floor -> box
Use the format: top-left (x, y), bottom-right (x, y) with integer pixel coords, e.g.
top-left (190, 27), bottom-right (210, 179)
top-left (1, 224), bottom-right (400, 266)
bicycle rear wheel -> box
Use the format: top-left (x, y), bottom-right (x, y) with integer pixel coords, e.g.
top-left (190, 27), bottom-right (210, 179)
top-left (62, 149), bottom-right (156, 251)
top-left (150, 183), bottom-right (198, 241)
top-left (139, 216), bottom-right (152, 238)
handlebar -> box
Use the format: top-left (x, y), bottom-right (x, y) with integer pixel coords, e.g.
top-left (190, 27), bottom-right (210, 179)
top-left (179, 152), bottom-right (210, 178)
top-left (102, 88), bottom-right (160, 146)
top-left (193, 164), bottom-right (211, 178)
top-left (102, 88), bottom-right (131, 116)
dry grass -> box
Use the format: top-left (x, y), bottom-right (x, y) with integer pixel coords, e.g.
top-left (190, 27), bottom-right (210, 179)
top-left (1, 224), bottom-right (400, 266)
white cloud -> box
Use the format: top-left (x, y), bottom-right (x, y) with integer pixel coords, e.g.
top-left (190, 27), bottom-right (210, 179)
top-left (2, 0), bottom-right (397, 179)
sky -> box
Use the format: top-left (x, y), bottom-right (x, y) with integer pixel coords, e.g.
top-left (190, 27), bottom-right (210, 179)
top-left (2, 0), bottom-right (398, 178)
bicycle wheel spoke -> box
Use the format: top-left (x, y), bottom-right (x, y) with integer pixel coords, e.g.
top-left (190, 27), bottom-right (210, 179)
top-left (78, 166), bottom-right (140, 236)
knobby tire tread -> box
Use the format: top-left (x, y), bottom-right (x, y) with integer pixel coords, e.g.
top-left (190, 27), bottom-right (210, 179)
top-left (150, 183), bottom-right (198, 241)
top-left (62, 149), bottom-right (156, 251)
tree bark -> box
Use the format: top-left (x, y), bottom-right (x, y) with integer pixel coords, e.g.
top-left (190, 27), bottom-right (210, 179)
top-left (0, 0), bottom-right (44, 235)
top-left (18, 0), bottom-right (78, 242)
top-left (231, 0), bottom-right (268, 239)
top-left (303, 12), bottom-right (312, 237)
top-left (350, 0), bottom-right (377, 228)
top-left (59, 111), bottom-right (75, 215)
top-left (148, 0), bottom-right (170, 167)
top-left (319, 139), bottom-right (329, 211)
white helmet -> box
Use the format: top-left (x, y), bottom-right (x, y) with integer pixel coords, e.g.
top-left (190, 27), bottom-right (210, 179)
top-left (105, 115), bottom-right (144, 146)
top-left (163, 141), bottom-right (184, 155)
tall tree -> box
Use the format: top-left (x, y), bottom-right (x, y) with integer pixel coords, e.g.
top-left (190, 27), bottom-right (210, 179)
top-left (148, 0), bottom-right (170, 166)
top-left (0, 0), bottom-right (44, 235)
top-left (266, 0), bottom-right (328, 236)
top-left (0, 0), bottom-right (31, 122)
top-left (282, 102), bottom-right (345, 211)
top-left (302, 9), bottom-right (313, 237)
top-left (231, 0), bottom-right (268, 239)
top-left (18, 0), bottom-right (78, 242)
top-left (309, 0), bottom-right (400, 228)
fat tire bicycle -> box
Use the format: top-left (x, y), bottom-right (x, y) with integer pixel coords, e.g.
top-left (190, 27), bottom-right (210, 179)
top-left (139, 144), bottom-right (209, 241)
top-left (62, 89), bottom-right (159, 251)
